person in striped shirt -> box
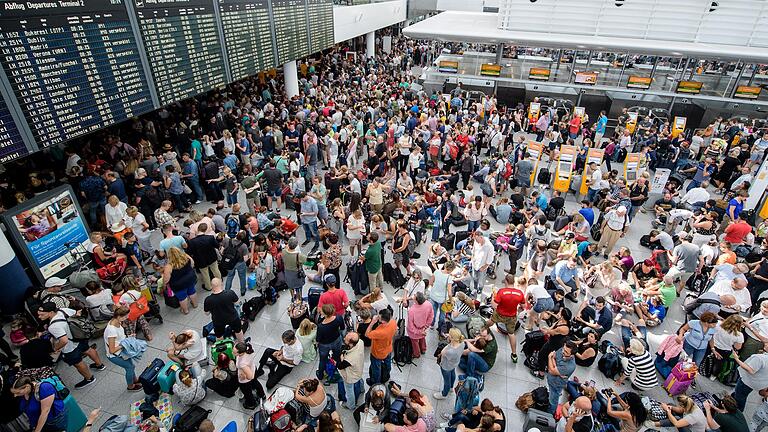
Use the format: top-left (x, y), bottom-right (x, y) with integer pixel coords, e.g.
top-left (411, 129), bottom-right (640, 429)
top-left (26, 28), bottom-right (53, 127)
top-left (614, 338), bottom-right (658, 390)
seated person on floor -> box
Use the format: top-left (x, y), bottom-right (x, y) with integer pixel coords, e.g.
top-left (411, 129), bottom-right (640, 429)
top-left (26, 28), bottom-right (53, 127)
top-left (255, 329), bottom-right (303, 390)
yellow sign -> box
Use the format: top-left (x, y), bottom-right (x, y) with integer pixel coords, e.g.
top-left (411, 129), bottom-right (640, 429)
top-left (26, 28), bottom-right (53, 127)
top-left (735, 86), bottom-right (761, 99)
top-left (624, 153), bottom-right (641, 183)
top-left (627, 76), bottom-right (652, 89)
top-left (626, 112), bottom-right (638, 134)
top-left (528, 102), bottom-right (541, 125)
top-left (529, 67), bottom-right (551, 81)
top-left (438, 61), bottom-right (459, 73)
top-left (672, 116), bottom-right (686, 139)
top-left (554, 145), bottom-right (577, 193)
top-left (528, 141), bottom-right (544, 185)
top-left (480, 64), bottom-right (502, 77)
top-left (575, 72), bottom-right (598, 85)
top-left (677, 81), bottom-right (703, 94)
top-left (580, 148), bottom-right (605, 195)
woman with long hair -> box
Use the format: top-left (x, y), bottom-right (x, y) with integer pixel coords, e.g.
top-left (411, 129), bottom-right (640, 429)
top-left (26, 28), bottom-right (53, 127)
top-left (652, 395), bottom-right (707, 431)
top-left (710, 314), bottom-right (745, 378)
top-left (113, 275), bottom-right (152, 341)
top-left (297, 318), bottom-right (317, 363)
top-left (173, 369), bottom-right (206, 406)
top-left (205, 353), bottom-right (238, 398)
top-left (11, 376), bottom-right (67, 432)
top-left (602, 391), bottom-right (647, 432)
top-left (163, 247), bottom-right (198, 314)
top-left (104, 307), bottom-right (143, 391)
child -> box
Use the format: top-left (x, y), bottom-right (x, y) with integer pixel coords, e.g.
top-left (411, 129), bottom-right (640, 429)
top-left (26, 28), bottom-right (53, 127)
top-left (123, 232), bottom-right (143, 278)
top-left (297, 318), bottom-right (317, 363)
top-left (150, 249), bottom-right (167, 275)
top-left (9, 317), bottom-right (32, 346)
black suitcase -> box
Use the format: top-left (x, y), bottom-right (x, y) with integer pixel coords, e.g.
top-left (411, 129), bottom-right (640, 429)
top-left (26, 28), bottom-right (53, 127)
top-left (139, 358), bottom-right (165, 395)
top-left (307, 286), bottom-right (324, 316)
top-left (451, 215), bottom-right (468, 227)
top-left (455, 230), bottom-right (471, 247)
top-left (440, 233), bottom-right (456, 251)
top-left (242, 295), bottom-right (266, 321)
top-left (174, 406), bottom-right (212, 432)
top-left (537, 168), bottom-right (551, 185)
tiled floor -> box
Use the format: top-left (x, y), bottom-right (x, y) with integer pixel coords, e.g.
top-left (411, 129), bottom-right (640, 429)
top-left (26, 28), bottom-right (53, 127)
top-left (42, 145), bottom-right (761, 432)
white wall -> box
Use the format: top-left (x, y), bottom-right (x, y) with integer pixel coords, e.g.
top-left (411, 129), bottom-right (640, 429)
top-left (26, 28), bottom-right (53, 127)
top-left (435, 0), bottom-right (498, 12)
top-left (333, 0), bottom-right (407, 44)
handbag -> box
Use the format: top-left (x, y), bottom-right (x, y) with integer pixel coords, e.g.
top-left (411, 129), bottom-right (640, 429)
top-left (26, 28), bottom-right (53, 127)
top-left (127, 292), bottom-right (150, 321)
top-left (183, 183), bottom-right (193, 195)
top-left (441, 298), bottom-right (454, 313)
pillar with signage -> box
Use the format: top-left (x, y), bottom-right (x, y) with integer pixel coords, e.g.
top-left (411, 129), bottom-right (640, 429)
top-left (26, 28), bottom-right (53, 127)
top-left (555, 145), bottom-right (577, 193)
top-left (580, 148), bottom-right (605, 195)
top-left (624, 153), bottom-right (641, 183)
top-left (748, 157), bottom-right (768, 211)
top-left (528, 102), bottom-right (541, 130)
top-left (626, 112), bottom-right (638, 134)
top-left (527, 141), bottom-right (544, 185)
top-left (672, 116), bottom-right (687, 139)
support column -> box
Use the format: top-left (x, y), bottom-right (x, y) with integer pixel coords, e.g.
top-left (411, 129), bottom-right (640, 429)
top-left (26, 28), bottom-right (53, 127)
top-left (495, 43), bottom-right (503, 64)
top-left (730, 61), bottom-right (747, 98)
top-left (366, 31), bottom-right (375, 59)
top-left (748, 63), bottom-right (759, 86)
top-left (283, 60), bottom-right (299, 99)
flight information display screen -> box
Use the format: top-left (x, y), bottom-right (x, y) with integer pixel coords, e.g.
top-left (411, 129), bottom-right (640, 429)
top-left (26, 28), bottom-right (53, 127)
top-left (307, 0), bottom-right (334, 53)
top-left (218, 0), bottom-right (275, 81)
top-left (0, 96), bottom-right (28, 162)
top-left (0, 0), bottom-right (154, 149)
top-left (133, 0), bottom-right (226, 105)
top-left (272, 0), bottom-right (310, 65)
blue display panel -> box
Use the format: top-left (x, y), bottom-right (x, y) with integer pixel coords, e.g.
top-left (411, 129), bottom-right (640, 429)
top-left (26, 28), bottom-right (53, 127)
top-left (133, 0), bottom-right (226, 105)
top-left (0, 0), bottom-right (154, 148)
top-left (0, 95), bottom-right (28, 162)
top-left (307, 0), bottom-right (334, 54)
top-left (272, 0), bottom-right (310, 66)
top-left (218, 0), bottom-right (275, 81)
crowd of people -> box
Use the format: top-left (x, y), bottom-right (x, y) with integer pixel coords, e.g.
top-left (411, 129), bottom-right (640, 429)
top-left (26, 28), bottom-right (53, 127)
top-left (2, 33), bottom-right (768, 432)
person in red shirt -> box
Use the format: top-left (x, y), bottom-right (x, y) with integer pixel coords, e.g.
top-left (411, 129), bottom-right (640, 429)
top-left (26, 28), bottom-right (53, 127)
top-left (317, 275), bottom-right (349, 317)
top-left (723, 213), bottom-right (752, 245)
top-left (490, 275), bottom-right (526, 363)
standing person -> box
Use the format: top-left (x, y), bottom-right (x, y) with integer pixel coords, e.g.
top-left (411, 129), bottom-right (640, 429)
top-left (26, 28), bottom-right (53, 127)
top-left (594, 111), bottom-right (607, 145)
top-left (710, 315), bottom-right (745, 378)
top-left (162, 247), bottom-right (198, 314)
top-left (318, 277), bottom-right (349, 317)
top-left (470, 231), bottom-right (495, 297)
top-left (489, 276), bottom-right (525, 363)
top-left (506, 224), bottom-right (526, 275)
top-left (104, 307), bottom-right (143, 390)
top-left (434, 328), bottom-right (464, 400)
top-left (586, 161), bottom-right (603, 204)
top-left (545, 341), bottom-right (577, 414)
top-left (392, 220), bottom-right (413, 273)
top-left (203, 278), bottom-right (244, 342)
top-left (315, 304), bottom-right (344, 382)
top-left (464, 196), bottom-right (486, 233)
top-left (362, 231), bottom-right (384, 293)
top-left (667, 232), bottom-right (702, 293)
top-left (299, 192), bottom-right (321, 251)
top-left (338, 331), bottom-right (365, 410)
top-left (429, 260), bottom-right (454, 331)
top-left (181, 153), bottom-right (203, 204)
top-left (186, 223), bottom-right (220, 291)
top-left (255, 329), bottom-right (303, 390)
top-left (262, 162), bottom-right (284, 211)
top-left (36, 303), bottom-right (106, 389)
top-left (677, 312), bottom-right (719, 366)
top-left (11, 376), bottom-right (68, 432)
top-left (163, 165), bottom-right (190, 213)
top-left (731, 350), bottom-right (768, 411)
top-left (365, 308), bottom-right (398, 385)
top-left (347, 208), bottom-right (367, 257)
top-left (597, 205), bottom-right (628, 258)
top-left (406, 292), bottom-right (433, 359)
top-left (234, 340), bottom-right (264, 410)
top-left (222, 231), bottom-right (250, 295)
top-left (282, 238), bottom-right (307, 301)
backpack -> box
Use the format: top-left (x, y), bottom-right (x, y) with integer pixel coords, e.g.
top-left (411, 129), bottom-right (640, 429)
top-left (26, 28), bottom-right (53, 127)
top-left (388, 397), bottom-right (407, 426)
top-left (683, 295), bottom-right (720, 314)
top-left (226, 214), bottom-right (240, 238)
top-left (393, 318), bottom-right (415, 368)
top-left (270, 409), bottom-right (293, 432)
top-left (466, 315), bottom-right (486, 339)
top-left (448, 142), bottom-right (459, 160)
top-left (502, 162), bottom-right (513, 180)
top-left (220, 240), bottom-right (241, 272)
top-left (51, 311), bottom-right (96, 341)
top-left (173, 406), bottom-right (211, 432)
top-left (598, 344), bottom-right (623, 379)
top-left (531, 387), bottom-right (549, 412)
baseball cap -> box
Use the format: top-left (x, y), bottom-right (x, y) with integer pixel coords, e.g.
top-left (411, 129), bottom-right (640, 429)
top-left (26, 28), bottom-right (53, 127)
top-left (45, 276), bottom-right (67, 288)
top-left (324, 274), bottom-right (337, 286)
top-left (38, 302), bottom-right (58, 313)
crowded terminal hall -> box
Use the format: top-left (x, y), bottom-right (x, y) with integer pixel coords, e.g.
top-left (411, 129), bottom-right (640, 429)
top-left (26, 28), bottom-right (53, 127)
top-left (5, 2), bottom-right (768, 432)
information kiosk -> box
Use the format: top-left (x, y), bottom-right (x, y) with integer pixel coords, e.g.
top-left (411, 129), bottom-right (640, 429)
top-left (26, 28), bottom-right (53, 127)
top-left (527, 141), bottom-right (544, 185)
top-left (555, 145), bottom-right (576, 193)
top-left (672, 117), bottom-right (687, 139)
top-left (580, 148), bottom-right (605, 195)
top-left (624, 153), bottom-right (641, 183)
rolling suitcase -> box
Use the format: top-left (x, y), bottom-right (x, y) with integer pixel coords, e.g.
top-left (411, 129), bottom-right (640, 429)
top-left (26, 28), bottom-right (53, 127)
top-left (174, 406), bottom-right (212, 432)
top-left (307, 286), bottom-right (324, 316)
top-left (158, 361), bottom-right (180, 393)
top-left (522, 408), bottom-right (555, 432)
top-left (139, 358), bottom-right (165, 395)
top-left (64, 394), bottom-right (88, 432)
top-left (288, 301), bottom-right (309, 330)
top-left (210, 338), bottom-right (235, 362)
top-left (440, 233), bottom-right (456, 251)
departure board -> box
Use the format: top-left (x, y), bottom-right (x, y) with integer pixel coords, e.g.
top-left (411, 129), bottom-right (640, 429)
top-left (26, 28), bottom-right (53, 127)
top-left (0, 0), bottom-right (154, 148)
top-left (218, 0), bottom-right (275, 81)
top-left (0, 96), bottom-right (28, 162)
top-left (133, 0), bottom-right (226, 106)
top-left (272, 0), bottom-right (310, 65)
top-left (307, 0), bottom-right (334, 53)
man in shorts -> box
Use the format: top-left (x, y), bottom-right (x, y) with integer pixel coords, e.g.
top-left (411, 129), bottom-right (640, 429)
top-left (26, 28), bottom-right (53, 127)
top-left (203, 278), bottom-right (244, 342)
top-left (489, 275), bottom-right (525, 363)
top-left (262, 162), bottom-right (284, 212)
top-left (666, 231), bottom-right (702, 293)
top-left (37, 302), bottom-right (106, 388)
